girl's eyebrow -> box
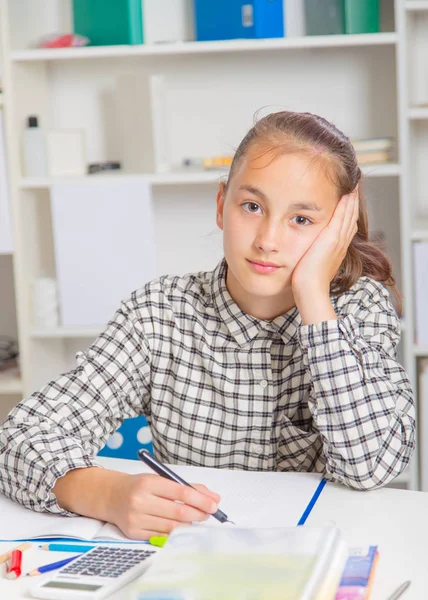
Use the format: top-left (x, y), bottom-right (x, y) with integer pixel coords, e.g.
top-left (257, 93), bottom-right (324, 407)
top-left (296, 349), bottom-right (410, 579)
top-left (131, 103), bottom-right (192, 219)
top-left (238, 185), bottom-right (322, 212)
top-left (288, 202), bottom-right (323, 212)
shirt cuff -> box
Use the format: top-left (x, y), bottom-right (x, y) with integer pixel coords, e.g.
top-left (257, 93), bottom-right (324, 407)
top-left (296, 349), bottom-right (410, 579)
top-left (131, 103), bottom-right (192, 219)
top-left (298, 314), bottom-right (360, 349)
top-left (37, 456), bottom-right (104, 516)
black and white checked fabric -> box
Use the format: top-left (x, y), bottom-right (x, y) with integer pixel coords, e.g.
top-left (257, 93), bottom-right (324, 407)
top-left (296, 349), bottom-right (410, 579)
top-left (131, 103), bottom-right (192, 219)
top-left (0, 259), bottom-right (415, 514)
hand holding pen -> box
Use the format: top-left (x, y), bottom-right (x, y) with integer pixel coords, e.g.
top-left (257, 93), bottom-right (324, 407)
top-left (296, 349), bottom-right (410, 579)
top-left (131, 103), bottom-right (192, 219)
top-left (98, 451), bottom-right (223, 540)
top-left (138, 450), bottom-right (234, 525)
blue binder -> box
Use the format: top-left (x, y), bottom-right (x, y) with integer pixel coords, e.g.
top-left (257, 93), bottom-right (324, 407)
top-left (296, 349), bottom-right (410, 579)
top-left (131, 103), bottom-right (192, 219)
top-left (194, 0), bottom-right (284, 41)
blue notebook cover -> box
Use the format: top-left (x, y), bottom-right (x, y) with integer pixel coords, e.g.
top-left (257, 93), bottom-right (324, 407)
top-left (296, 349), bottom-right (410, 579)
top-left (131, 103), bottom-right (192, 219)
top-left (297, 477), bottom-right (327, 525)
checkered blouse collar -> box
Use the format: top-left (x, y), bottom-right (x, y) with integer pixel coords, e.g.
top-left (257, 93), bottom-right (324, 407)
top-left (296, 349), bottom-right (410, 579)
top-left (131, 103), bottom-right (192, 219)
top-left (209, 258), bottom-right (301, 347)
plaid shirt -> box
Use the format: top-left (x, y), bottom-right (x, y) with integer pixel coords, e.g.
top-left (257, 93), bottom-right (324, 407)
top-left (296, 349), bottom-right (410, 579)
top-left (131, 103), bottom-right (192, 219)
top-left (0, 259), bottom-right (415, 515)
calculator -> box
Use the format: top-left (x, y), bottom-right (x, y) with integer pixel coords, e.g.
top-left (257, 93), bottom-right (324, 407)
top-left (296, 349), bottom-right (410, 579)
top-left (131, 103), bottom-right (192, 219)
top-left (30, 545), bottom-right (157, 600)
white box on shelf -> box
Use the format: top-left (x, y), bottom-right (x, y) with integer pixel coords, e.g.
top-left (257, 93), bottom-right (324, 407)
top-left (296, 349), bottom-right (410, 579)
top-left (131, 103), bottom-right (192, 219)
top-left (115, 73), bottom-right (169, 174)
top-left (142, 0), bottom-right (194, 44)
top-left (413, 242), bottom-right (428, 346)
top-left (51, 179), bottom-right (156, 327)
top-left (419, 359), bottom-right (428, 492)
top-left (46, 129), bottom-right (86, 177)
top-left (284, 0), bottom-right (306, 37)
top-left (0, 110), bottom-right (12, 254)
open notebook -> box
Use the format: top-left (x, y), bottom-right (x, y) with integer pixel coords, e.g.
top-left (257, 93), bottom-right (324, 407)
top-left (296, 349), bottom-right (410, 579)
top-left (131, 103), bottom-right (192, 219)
top-left (0, 457), bottom-right (326, 542)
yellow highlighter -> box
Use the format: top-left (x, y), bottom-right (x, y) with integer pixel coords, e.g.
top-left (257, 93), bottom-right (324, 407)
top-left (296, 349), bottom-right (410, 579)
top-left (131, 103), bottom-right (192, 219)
top-left (149, 536), bottom-right (168, 548)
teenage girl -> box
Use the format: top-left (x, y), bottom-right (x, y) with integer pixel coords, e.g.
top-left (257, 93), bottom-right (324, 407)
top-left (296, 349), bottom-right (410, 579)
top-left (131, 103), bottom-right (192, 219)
top-left (0, 111), bottom-right (415, 540)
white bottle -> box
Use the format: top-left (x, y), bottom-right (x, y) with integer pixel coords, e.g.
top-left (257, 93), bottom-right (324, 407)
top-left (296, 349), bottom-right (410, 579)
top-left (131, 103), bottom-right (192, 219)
top-left (22, 115), bottom-right (47, 177)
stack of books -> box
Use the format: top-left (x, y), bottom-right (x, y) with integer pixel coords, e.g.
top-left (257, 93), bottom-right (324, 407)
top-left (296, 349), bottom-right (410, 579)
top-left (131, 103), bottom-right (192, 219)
top-left (132, 525), bottom-right (378, 600)
top-left (351, 137), bottom-right (394, 165)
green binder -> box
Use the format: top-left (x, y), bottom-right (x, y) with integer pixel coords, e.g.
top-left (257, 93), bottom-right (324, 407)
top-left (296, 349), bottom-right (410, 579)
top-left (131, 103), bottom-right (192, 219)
top-left (344, 0), bottom-right (380, 34)
top-left (73, 0), bottom-right (143, 46)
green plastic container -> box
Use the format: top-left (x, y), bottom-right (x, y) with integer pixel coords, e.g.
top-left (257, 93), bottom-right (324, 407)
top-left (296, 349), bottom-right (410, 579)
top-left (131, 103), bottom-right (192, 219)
top-left (73, 0), bottom-right (143, 46)
top-left (344, 0), bottom-right (380, 34)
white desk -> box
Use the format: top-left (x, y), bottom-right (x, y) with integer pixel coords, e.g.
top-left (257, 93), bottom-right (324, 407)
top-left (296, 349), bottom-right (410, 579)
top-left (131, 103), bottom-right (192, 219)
top-left (1, 458), bottom-right (426, 599)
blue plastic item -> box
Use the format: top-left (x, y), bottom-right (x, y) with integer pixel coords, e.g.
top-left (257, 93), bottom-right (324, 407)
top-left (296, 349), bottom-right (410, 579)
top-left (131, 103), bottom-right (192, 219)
top-left (98, 415), bottom-right (153, 460)
top-left (194, 0), bottom-right (284, 41)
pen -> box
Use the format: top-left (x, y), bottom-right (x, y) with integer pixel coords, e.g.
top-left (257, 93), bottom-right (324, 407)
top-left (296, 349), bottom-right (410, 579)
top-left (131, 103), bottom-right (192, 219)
top-left (25, 555), bottom-right (81, 577)
top-left (386, 580), bottom-right (411, 600)
top-left (6, 549), bottom-right (22, 579)
top-left (39, 543), bottom-right (95, 553)
top-left (138, 449), bottom-right (235, 525)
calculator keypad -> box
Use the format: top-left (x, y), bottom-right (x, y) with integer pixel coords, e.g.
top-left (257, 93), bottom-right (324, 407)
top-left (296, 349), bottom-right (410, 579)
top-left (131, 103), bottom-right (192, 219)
top-left (60, 546), bottom-right (155, 578)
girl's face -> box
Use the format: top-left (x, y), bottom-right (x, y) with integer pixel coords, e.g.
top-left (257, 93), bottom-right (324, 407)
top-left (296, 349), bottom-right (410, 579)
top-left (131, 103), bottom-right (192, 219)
top-left (216, 146), bottom-right (340, 320)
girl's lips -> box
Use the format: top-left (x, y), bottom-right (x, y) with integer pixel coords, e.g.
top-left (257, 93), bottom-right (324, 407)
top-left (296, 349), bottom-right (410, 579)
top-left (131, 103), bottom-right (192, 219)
top-left (247, 260), bottom-right (281, 274)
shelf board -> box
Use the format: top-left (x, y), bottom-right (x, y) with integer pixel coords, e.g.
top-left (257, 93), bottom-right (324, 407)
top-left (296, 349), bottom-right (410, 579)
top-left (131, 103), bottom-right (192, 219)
top-left (31, 327), bottom-right (102, 339)
top-left (390, 471), bottom-right (410, 486)
top-left (414, 346), bottom-right (428, 357)
top-left (406, 1), bottom-right (428, 11)
top-left (359, 163), bottom-right (401, 177)
top-left (0, 375), bottom-right (23, 395)
top-left (411, 229), bottom-right (428, 241)
top-left (10, 33), bottom-right (398, 63)
top-left (19, 163), bottom-right (402, 190)
top-left (409, 106), bottom-right (428, 120)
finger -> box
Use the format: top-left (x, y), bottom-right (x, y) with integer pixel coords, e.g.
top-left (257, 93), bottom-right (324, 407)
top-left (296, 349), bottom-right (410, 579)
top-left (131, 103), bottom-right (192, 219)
top-left (140, 494), bottom-right (211, 523)
top-left (339, 193), bottom-right (357, 243)
top-left (131, 515), bottom-right (190, 538)
top-left (192, 483), bottom-right (221, 503)
top-left (346, 189), bottom-right (359, 241)
top-left (329, 193), bottom-right (349, 234)
top-left (143, 475), bottom-right (219, 514)
top-left (137, 516), bottom-right (189, 535)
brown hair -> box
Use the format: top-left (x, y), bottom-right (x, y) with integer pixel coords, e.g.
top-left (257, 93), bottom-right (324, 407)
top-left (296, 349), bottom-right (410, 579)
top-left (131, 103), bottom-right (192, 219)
top-left (225, 111), bottom-right (402, 316)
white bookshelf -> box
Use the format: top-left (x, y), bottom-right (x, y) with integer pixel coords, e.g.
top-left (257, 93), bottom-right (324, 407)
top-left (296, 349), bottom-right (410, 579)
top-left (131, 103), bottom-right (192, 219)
top-left (0, 0), bottom-right (424, 490)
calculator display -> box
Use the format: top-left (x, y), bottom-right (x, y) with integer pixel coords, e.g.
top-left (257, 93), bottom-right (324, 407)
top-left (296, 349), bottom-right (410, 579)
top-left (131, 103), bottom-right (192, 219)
top-left (42, 581), bottom-right (102, 591)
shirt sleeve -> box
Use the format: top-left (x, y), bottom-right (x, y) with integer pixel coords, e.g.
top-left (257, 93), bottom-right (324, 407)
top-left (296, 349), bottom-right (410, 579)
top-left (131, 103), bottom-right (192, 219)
top-left (297, 280), bottom-right (416, 490)
top-left (0, 301), bottom-right (152, 515)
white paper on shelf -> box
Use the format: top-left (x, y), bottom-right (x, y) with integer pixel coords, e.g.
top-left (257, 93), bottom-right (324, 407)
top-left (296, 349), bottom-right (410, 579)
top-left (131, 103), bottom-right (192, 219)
top-left (284, 0), bottom-right (306, 37)
top-left (413, 242), bottom-right (428, 345)
top-left (0, 110), bottom-right (12, 254)
top-left (51, 178), bottom-right (156, 327)
top-left (115, 73), bottom-right (169, 174)
top-left (142, 0), bottom-right (194, 44)
top-left (419, 359), bottom-right (428, 492)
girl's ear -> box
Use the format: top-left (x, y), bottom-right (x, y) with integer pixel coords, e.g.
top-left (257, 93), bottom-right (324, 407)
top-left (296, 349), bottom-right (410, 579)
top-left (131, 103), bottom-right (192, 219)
top-left (216, 182), bottom-right (226, 230)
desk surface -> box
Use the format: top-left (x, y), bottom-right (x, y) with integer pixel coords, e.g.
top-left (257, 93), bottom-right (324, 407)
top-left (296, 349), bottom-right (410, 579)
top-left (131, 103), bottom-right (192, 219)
top-left (1, 460), bottom-right (425, 599)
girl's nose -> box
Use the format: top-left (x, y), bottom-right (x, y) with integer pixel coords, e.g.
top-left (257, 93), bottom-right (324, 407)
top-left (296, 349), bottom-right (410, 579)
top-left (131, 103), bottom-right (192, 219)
top-left (255, 221), bottom-right (281, 254)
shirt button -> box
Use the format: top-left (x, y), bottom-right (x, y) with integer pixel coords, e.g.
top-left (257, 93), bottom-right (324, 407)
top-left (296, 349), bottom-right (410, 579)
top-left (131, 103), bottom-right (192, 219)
top-left (259, 379), bottom-right (268, 388)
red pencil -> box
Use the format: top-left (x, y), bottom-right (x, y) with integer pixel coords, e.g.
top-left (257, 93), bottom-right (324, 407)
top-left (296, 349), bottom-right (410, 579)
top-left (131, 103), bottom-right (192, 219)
top-left (6, 549), bottom-right (22, 579)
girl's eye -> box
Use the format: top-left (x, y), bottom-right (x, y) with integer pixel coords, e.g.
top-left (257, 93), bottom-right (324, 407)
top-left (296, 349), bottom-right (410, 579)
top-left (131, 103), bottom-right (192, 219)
top-left (242, 202), bottom-right (262, 214)
top-left (291, 215), bottom-right (312, 226)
